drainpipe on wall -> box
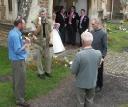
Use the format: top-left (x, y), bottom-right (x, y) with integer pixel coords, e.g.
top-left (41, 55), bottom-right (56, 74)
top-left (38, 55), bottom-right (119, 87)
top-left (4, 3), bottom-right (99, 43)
top-left (111, 0), bottom-right (114, 20)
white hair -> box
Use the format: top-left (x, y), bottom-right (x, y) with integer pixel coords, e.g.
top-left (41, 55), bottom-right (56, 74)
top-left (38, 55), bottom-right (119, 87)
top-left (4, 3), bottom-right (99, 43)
top-left (81, 30), bottom-right (93, 44)
top-left (39, 7), bottom-right (47, 14)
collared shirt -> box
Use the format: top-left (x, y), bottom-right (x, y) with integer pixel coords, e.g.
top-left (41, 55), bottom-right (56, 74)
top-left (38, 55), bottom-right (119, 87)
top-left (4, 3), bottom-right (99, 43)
top-left (8, 27), bottom-right (27, 61)
top-left (80, 15), bottom-right (85, 28)
top-left (60, 13), bottom-right (65, 20)
top-left (80, 15), bottom-right (84, 22)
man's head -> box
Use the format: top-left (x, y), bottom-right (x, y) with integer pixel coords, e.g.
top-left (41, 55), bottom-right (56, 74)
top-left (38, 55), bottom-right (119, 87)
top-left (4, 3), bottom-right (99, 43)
top-left (39, 8), bottom-right (47, 19)
top-left (81, 9), bottom-right (86, 16)
top-left (60, 6), bottom-right (65, 14)
top-left (14, 18), bottom-right (26, 31)
top-left (71, 6), bottom-right (76, 12)
top-left (91, 18), bottom-right (101, 30)
top-left (81, 31), bottom-right (93, 47)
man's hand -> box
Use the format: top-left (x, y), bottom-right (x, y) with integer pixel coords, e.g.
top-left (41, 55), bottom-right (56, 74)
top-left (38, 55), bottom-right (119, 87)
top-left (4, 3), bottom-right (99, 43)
top-left (32, 35), bottom-right (38, 40)
top-left (100, 58), bottom-right (104, 65)
top-left (24, 37), bottom-right (31, 44)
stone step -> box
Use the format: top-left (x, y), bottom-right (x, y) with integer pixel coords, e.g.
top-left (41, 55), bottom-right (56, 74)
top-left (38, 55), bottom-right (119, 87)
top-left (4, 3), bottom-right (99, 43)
top-left (0, 22), bottom-right (12, 46)
top-left (0, 22), bottom-right (13, 30)
top-left (0, 31), bottom-right (8, 35)
top-left (0, 32), bottom-right (8, 40)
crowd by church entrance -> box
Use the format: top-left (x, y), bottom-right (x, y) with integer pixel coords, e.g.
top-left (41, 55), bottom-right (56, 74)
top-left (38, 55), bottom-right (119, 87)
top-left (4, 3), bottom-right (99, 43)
top-left (54, 5), bottom-right (89, 46)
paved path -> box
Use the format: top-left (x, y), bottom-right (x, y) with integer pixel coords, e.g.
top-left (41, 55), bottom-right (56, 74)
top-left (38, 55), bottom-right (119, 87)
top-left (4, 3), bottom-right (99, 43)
top-left (29, 49), bottom-right (128, 107)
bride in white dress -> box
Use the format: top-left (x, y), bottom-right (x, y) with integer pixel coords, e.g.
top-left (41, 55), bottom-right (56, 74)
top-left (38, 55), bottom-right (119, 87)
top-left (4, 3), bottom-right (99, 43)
top-left (50, 13), bottom-right (65, 54)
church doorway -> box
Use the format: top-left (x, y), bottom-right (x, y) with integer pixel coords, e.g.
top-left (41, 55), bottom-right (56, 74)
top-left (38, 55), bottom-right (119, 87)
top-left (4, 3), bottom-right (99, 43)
top-left (53, 0), bottom-right (89, 15)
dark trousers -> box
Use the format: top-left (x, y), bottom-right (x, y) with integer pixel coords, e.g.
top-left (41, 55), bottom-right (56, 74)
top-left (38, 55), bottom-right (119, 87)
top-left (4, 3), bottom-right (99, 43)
top-left (96, 62), bottom-right (104, 88)
top-left (59, 27), bottom-right (66, 43)
top-left (67, 25), bottom-right (76, 45)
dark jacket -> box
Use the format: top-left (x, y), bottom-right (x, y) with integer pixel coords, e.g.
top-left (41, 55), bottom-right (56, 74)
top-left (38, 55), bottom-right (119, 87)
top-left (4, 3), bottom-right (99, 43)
top-left (67, 12), bottom-right (79, 32)
top-left (91, 29), bottom-right (107, 58)
top-left (55, 12), bottom-right (66, 29)
top-left (78, 15), bottom-right (89, 31)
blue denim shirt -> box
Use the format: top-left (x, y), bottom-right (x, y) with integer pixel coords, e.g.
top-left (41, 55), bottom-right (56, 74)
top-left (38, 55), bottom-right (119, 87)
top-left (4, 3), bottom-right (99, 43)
top-left (8, 27), bottom-right (27, 61)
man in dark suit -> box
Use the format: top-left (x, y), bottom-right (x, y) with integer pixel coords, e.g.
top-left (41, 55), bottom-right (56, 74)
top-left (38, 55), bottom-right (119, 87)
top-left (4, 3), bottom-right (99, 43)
top-left (91, 18), bottom-right (107, 92)
top-left (55, 6), bottom-right (66, 43)
top-left (78, 9), bottom-right (89, 46)
top-left (67, 6), bottom-right (79, 45)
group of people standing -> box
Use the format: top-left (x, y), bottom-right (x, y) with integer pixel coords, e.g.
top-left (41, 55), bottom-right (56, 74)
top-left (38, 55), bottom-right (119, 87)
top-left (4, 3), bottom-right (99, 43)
top-left (7, 5), bottom-right (107, 107)
top-left (55, 6), bottom-right (89, 46)
top-left (72, 18), bottom-right (107, 107)
top-left (8, 8), bottom-right (54, 107)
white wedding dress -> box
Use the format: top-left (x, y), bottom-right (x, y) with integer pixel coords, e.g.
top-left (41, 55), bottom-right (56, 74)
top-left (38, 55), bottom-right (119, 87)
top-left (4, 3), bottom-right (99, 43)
top-left (51, 28), bottom-right (65, 54)
top-left (32, 17), bottom-right (65, 54)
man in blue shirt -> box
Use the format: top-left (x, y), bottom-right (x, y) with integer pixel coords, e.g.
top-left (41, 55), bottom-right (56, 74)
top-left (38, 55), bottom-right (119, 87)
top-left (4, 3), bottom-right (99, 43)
top-left (8, 18), bottom-right (30, 107)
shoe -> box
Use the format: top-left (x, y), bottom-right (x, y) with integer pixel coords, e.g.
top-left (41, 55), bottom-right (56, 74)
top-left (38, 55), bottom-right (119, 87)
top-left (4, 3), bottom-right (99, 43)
top-left (37, 74), bottom-right (46, 79)
top-left (95, 87), bottom-right (102, 92)
top-left (16, 102), bottom-right (30, 107)
top-left (45, 72), bottom-right (52, 78)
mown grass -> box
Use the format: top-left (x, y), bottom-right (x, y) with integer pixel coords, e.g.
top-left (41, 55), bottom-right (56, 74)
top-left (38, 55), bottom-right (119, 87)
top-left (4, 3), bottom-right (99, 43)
top-left (120, 104), bottom-right (128, 107)
top-left (107, 22), bottom-right (128, 52)
top-left (0, 22), bottom-right (128, 106)
top-left (0, 46), bottom-right (70, 107)
top-left (107, 22), bottom-right (128, 107)
top-left (0, 46), bottom-right (11, 75)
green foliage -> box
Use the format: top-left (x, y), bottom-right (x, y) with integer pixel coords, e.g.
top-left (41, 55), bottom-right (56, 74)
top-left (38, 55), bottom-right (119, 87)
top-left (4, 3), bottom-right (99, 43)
top-left (107, 23), bottom-right (128, 52)
top-left (120, 104), bottom-right (128, 107)
top-left (0, 46), bottom-right (11, 75)
top-left (0, 46), bottom-right (70, 107)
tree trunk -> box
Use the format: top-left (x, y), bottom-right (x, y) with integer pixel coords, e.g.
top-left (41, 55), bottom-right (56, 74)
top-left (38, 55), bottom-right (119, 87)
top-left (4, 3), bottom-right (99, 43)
top-left (48, 0), bottom-right (53, 18)
top-left (44, 0), bottom-right (53, 74)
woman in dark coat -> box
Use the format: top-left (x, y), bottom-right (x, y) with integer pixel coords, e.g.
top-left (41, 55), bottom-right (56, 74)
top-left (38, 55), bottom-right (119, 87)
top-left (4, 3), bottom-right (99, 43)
top-left (55, 6), bottom-right (67, 44)
top-left (66, 6), bottom-right (79, 45)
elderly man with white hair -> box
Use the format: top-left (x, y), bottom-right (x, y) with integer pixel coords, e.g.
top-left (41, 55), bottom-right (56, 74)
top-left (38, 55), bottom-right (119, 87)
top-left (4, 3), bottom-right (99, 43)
top-left (71, 31), bottom-right (102, 107)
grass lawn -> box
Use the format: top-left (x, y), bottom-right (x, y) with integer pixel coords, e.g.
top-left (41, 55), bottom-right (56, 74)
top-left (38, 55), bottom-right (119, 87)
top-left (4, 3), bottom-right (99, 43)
top-left (107, 22), bottom-right (128, 52)
top-left (0, 46), bottom-right (70, 107)
top-left (0, 22), bottom-right (128, 107)
top-left (106, 22), bottom-right (128, 107)
top-left (120, 104), bottom-right (128, 107)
